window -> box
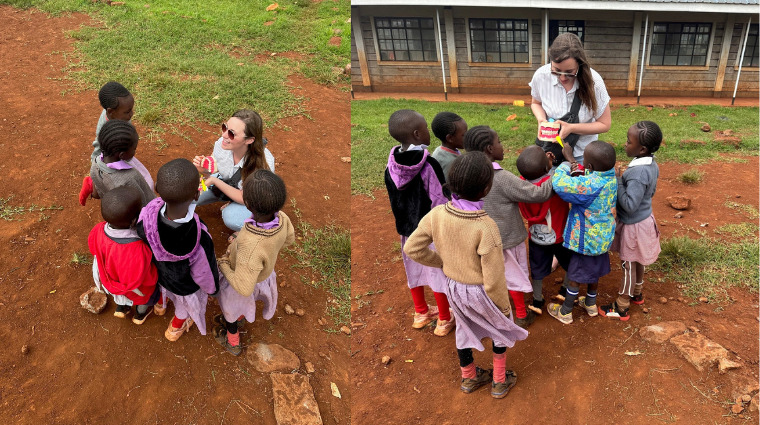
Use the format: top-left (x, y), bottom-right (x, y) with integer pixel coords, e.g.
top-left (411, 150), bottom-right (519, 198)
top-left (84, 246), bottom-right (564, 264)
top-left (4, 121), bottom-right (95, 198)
top-left (375, 17), bottom-right (437, 62)
top-left (649, 22), bottom-right (712, 66)
top-left (741, 23), bottom-right (759, 67)
top-left (549, 20), bottom-right (585, 45)
top-left (469, 18), bottom-right (529, 63)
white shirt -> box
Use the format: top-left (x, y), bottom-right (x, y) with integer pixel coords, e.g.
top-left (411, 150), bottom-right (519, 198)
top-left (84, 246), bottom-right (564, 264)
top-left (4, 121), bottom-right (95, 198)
top-left (211, 137), bottom-right (276, 189)
top-left (529, 64), bottom-right (610, 158)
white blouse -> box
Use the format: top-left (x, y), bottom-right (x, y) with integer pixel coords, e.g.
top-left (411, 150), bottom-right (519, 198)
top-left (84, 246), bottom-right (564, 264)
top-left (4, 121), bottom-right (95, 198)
top-left (211, 137), bottom-right (276, 189)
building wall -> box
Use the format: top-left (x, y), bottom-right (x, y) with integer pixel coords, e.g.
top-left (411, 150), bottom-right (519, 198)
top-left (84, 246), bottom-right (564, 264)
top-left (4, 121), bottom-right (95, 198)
top-left (351, 5), bottom-right (759, 97)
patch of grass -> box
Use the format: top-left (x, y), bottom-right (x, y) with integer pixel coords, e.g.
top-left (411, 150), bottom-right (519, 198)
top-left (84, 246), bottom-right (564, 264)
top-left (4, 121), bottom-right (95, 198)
top-left (70, 252), bottom-right (92, 266)
top-left (0, 196), bottom-right (63, 221)
top-left (5, 0), bottom-right (349, 128)
top-left (649, 235), bottom-right (759, 303)
top-left (714, 222), bottom-right (758, 239)
top-left (724, 200), bottom-right (759, 220)
top-left (351, 100), bottom-right (758, 195)
top-left (676, 169), bottom-right (703, 184)
top-left (286, 200), bottom-right (350, 330)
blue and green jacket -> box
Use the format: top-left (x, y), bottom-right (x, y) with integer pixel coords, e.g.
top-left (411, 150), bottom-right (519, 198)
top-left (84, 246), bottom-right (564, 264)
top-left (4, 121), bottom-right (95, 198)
top-left (551, 163), bottom-right (617, 256)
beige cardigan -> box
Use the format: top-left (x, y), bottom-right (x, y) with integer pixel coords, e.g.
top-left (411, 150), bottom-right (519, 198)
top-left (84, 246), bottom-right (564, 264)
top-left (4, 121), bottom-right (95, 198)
top-left (403, 203), bottom-right (511, 314)
top-left (217, 211), bottom-right (295, 297)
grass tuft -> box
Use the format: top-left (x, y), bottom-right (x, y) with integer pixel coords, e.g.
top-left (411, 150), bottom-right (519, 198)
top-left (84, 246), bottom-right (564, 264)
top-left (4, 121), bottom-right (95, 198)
top-left (677, 169), bottom-right (703, 185)
top-left (70, 252), bottom-right (93, 266)
top-left (724, 200), bottom-right (759, 220)
top-left (0, 197), bottom-right (63, 221)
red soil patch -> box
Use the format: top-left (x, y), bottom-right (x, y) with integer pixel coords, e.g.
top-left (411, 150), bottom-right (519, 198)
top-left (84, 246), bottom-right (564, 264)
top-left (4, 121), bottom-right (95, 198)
top-left (0, 5), bottom-right (349, 424)
top-left (329, 36), bottom-right (341, 46)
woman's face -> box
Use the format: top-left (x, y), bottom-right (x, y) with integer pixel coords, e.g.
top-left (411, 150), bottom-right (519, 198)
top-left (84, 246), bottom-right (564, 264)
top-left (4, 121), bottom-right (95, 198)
top-left (221, 117), bottom-right (253, 151)
top-left (550, 57), bottom-right (579, 86)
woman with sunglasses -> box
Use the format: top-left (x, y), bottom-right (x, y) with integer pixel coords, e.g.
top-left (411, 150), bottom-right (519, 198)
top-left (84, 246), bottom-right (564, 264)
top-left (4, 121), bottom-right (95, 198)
top-left (192, 109), bottom-right (275, 233)
top-left (529, 33), bottom-right (611, 165)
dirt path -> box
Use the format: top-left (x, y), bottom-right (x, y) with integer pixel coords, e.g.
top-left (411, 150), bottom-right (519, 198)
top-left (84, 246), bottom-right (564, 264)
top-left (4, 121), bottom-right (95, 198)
top-left (0, 6), bottom-right (349, 424)
top-left (350, 157), bottom-right (759, 424)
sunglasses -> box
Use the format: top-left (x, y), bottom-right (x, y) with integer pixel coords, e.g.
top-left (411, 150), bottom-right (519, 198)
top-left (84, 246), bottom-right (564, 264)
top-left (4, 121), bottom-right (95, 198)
top-left (551, 68), bottom-right (579, 78)
top-left (222, 123), bottom-right (248, 140)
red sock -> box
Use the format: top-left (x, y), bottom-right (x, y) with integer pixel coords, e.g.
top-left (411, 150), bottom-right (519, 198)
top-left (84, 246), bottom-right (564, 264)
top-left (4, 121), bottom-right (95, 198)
top-left (433, 292), bottom-right (451, 321)
top-left (171, 316), bottom-right (186, 329)
top-left (227, 331), bottom-right (240, 346)
top-left (509, 290), bottom-right (527, 319)
top-left (79, 176), bottom-right (93, 206)
top-left (493, 352), bottom-right (507, 383)
top-left (159, 295), bottom-right (165, 306)
top-left (461, 362), bottom-right (476, 379)
top-left (410, 287), bottom-right (428, 314)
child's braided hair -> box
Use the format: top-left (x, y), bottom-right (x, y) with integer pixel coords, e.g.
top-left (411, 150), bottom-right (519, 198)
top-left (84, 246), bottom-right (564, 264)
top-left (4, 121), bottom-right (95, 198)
top-left (463, 125), bottom-right (494, 153)
top-left (243, 169), bottom-right (287, 215)
top-left (633, 120), bottom-right (663, 154)
top-left (446, 151), bottom-right (493, 200)
top-left (431, 112), bottom-right (463, 143)
top-left (98, 81), bottom-right (131, 110)
top-left (98, 119), bottom-right (138, 157)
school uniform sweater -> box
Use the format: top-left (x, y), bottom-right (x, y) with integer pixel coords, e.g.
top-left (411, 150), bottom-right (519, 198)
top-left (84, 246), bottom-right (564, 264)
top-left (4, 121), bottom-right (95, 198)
top-left (403, 202), bottom-right (511, 313)
top-left (136, 198), bottom-right (219, 296)
top-left (518, 174), bottom-right (570, 244)
top-left (430, 146), bottom-right (459, 182)
top-left (217, 212), bottom-right (295, 297)
top-left (90, 156), bottom-right (155, 207)
top-left (617, 156), bottom-right (659, 224)
top-left (384, 146), bottom-right (449, 237)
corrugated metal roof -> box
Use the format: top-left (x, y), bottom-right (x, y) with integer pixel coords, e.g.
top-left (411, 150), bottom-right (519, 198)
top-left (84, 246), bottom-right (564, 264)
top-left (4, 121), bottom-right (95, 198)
top-left (352, 0), bottom-right (758, 12)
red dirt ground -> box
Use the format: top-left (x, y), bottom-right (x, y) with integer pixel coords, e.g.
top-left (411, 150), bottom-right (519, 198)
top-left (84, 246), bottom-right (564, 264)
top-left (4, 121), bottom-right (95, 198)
top-left (0, 6), bottom-right (349, 424)
top-left (351, 145), bottom-right (759, 419)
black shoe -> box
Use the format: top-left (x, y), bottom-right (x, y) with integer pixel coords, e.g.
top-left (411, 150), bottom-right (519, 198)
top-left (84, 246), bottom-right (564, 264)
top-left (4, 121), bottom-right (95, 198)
top-left (528, 299), bottom-right (544, 315)
top-left (114, 304), bottom-right (130, 319)
top-left (132, 307), bottom-right (152, 325)
top-left (213, 326), bottom-right (243, 356)
top-left (515, 310), bottom-right (537, 329)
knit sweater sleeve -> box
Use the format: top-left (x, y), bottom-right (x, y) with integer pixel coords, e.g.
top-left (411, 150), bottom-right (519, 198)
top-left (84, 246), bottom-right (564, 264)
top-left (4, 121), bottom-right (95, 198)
top-left (617, 168), bottom-right (647, 216)
top-left (478, 229), bottom-right (511, 313)
top-left (403, 212), bottom-right (443, 268)
top-left (218, 240), bottom-right (264, 298)
top-left (500, 170), bottom-right (553, 203)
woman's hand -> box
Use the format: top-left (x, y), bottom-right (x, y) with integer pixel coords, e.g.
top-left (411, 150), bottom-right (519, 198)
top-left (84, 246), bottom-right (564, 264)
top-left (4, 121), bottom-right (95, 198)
top-left (192, 155), bottom-right (204, 167)
top-left (204, 175), bottom-right (220, 187)
top-left (556, 120), bottom-right (575, 140)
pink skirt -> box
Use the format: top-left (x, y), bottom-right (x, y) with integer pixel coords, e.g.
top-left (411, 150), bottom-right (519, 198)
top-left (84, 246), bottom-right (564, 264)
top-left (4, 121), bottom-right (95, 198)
top-left (400, 236), bottom-right (447, 293)
top-left (504, 242), bottom-right (531, 293)
top-left (611, 214), bottom-right (661, 265)
top-left (217, 271), bottom-right (278, 323)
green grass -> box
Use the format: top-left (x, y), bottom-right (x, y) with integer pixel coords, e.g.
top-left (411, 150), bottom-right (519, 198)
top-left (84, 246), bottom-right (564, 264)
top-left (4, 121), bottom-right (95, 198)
top-left (285, 200), bottom-right (350, 330)
top-left (649, 235), bottom-right (759, 303)
top-left (351, 100), bottom-right (758, 195)
top-left (724, 199), bottom-right (759, 220)
top-left (2, 0), bottom-right (349, 128)
top-left (0, 196), bottom-right (63, 221)
top-left (677, 169), bottom-right (703, 184)
top-left (714, 222), bottom-right (758, 239)
top-left (70, 252), bottom-right (93, 266)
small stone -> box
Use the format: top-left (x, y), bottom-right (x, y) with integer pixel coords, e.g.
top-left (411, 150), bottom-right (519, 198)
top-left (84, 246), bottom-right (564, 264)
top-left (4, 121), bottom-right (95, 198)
top-left (305, 362), bottom-right (315, 373)
top-left (701, 123), bottom-right (711, 132)
top-left (749, 394), bottom-right (759, 412)
top-left (694, 318), bottom-right (702, 323)
top-left (718, 358), bottom-right (742, 374)
top-left (285, 304), bottom-right (295, 315)
top-left (331, 382), bottom-right (342, 399)
top-left (742, 394), bottom-right (752, 403)
top-left (688, 326), bottom-right (699, 332)
top-left (21, 345), bottom-right (28, 355)
top-left (642, 307), bottom-right (650, 314)
top-left (80, 287), bottom-right (107, 314)
top-left (317, 317), bottom-right (326, 326)
top-left (667, 196), bottom-right (691, 211)
top-left (668, 297), bottom-right (674, 300)
top-left (340, 326), bottom-right (351, 335)
top-left (659, 297), bottom-right (668, 304)
top-left (247, 343), bottom-right (300, 372)
top-left (732, 404), bottom-right (744, 414)
top-left (677, 297), bottom-right (684, 303)
top-left (343, 64), bottom-right (351, 75)
top-left (271, 373), bottom-right (322, 425)
top-left (340, 156), bottom-right (351, 163)
top-left (381, 355), bottom-right (391, 365)
top-left (674, 212), bottom-right (684, 219)
top-left (333, 28), bottom-right (343, 35)
top-left (296, 308), bottom-right (305, 317)
top-left (640, 321), bottom-right (687, 344)
top-left (699, 297), bottom-right (708, 303)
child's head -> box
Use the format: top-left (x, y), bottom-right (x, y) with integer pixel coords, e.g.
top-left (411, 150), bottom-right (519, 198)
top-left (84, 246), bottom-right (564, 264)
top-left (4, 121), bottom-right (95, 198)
top-left (516, 145), bottom-right (552, 180)
top-left (446, 151), bottom-right (494, 201)
top-left (243, 169), bottom-right (287, 216)
top-left (99, 119), bottom-right (139, 161)
top-left (101, 185), bottom-right (142, 229)
top-left (431, 112), bottom-right (467, 150)
top-left (583, 141), bottom-right (616, 173)
top-left (98, 81), bottom-right (134, 122)
top-left (155, 158), bottom-right (200, 204)
top-left (463, 125), bottom-right (503, 162)
top-left (388, 109), bottom-right (430, 148)
top-left (626, 121), bottom-right (663, 158)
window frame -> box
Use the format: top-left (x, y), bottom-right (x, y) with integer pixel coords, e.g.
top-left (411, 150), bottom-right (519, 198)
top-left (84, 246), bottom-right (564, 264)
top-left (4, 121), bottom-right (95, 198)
top-left (734, 22), bottom-right (759, 70)
top-left (645, 21), bottom-right (715, 70)
top-left (371, 16), bottom-right (440, 65)
top-left (465, 17), bottom-right (533, 67)
top-left (548, 19), bottom-right (585, 46)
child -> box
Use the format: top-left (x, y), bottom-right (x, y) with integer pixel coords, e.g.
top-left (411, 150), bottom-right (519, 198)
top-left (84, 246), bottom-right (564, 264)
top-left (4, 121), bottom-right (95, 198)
top-left (88, 186), bottom-right (160, 324)
top-left (516, 146), bottom-right (572, 315)
top-left (89, 119), bottom-right (155, 207)
top-left (431, 112), bottom-right (467, 181)
top-left (547, 141), bottom-right (617, 324)
top-left (213, 170), bottom-right (295, 355)
top-left (599, 121), bottom-right (662, 320)
top-left (463, 126), bottom-right (552, 329)
top-left (137, 158), bottom-right (220, 341)
top-left (404, 151), bottom-right (526, 399)
top-left (385, 109), bottom-right (454, 337)
top-left (80, 82), bottom-right (135, 204)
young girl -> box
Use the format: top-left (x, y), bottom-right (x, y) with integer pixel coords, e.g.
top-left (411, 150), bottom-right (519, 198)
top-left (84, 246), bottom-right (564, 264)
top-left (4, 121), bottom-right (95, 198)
top-left (214, 170), bottom-right (295, 355)
top-left (89, 119), bottom-right (155, 207)
top-left (430, 112), bottom-right (467, 182)
top-left (599, 121), bottom-right (662, 320)
top-left (404, 151), bottom-right (527, 399)
top-left (192, 109), bottom-right (275, 233)
top-left (463, 126), bottom-right (553, 329)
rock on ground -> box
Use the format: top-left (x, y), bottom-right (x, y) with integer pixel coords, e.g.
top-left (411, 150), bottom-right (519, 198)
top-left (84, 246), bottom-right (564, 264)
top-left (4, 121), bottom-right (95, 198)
top-left (640, 321), bottom-right (687, 344)
top-left (271, 373), bottom-right (323, 425)
top-left (666, 195), bottom-right (691, 210)
top-left (670, 332), bottom-right (734, 372)
top-left (80, 287), bottom-right (107, 314)
top-left (247, 343), bottom-right (300, 373)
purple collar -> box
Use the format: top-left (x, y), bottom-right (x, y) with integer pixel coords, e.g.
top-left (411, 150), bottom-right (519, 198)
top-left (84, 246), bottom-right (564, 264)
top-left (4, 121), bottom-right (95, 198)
top-left (100, 153), bottom-right (133, 170)
top-left (244, 212), bottom-right (280, 229)
top-left (492, 161), bottom-right (502, 170)
top-left (451, 194), bottom-right (484, 211)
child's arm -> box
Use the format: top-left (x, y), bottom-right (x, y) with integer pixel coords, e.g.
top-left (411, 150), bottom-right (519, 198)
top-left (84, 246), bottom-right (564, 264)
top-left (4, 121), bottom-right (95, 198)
top-left (204, 176), bottom-right (244, 205)
top-left (617, 170), bottom-right (647, 215)
top-left (551, 163), bottom-right (599, 203)
top-left (403, 214), bottom-right (443, 269)
top-left (499, 171), bottom-right (553, 203)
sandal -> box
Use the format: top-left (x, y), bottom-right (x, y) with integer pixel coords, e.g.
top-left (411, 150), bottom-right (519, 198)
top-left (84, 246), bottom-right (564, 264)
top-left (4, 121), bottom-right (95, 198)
top-left (491, 370), bottom-right (518, 399)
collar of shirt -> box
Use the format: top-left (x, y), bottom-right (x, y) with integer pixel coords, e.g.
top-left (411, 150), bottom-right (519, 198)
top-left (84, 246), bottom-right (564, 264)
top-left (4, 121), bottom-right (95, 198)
top-left (399, 144), bottom-right (428, 153)
top-left (244, 212), bottom-right (280, 229)
top-left (160, 202), bottom-right (197, 224)
top-left (100, 153), bottom-right (133, 170)
top-left (628, 156), bottom-right (653, 167)
top-left (492, 161), bottom-right (502, 170)
top-left (440, 146), bottom-right (460, 155)
top-left (451, 194), bottom-right (484, 211)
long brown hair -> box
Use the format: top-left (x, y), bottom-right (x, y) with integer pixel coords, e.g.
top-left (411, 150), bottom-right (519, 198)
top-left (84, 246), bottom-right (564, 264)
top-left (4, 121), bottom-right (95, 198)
top-left (233, 109), bottom-right (269, 181)
top-left (549, 33), bottom-right (597, 115)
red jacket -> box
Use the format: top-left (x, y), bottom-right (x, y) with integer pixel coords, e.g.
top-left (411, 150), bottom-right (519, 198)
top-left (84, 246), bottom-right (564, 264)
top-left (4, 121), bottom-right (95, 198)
top-left (88, 222), bottom-right (158, 304)
top-left (518, 175), bottom-right (569, 244)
